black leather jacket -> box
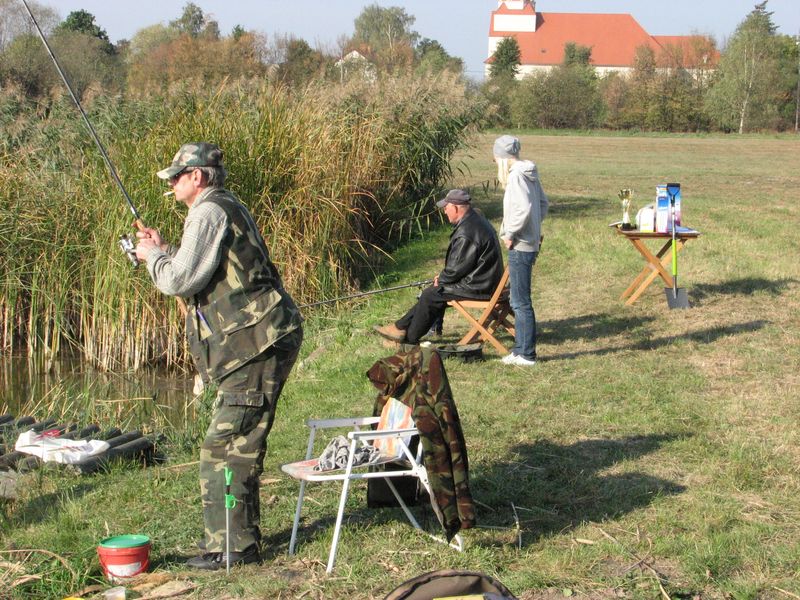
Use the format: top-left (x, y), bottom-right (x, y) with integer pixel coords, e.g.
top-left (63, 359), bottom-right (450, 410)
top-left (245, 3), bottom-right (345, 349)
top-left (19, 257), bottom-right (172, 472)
top-left (438, 208), bottom-right (503, 299)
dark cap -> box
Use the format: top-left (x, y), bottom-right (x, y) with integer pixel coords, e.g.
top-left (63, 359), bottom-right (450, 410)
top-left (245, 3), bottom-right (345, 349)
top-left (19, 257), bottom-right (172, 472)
top-left (156, 142), bottom-right (224, 179)
top-left (436, 189), bottom-right (472, 208)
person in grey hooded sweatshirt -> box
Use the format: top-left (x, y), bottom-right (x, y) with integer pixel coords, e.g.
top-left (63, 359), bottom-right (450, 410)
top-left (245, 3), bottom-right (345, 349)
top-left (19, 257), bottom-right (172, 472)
top-left (493, 135), bottom-right (549, 366)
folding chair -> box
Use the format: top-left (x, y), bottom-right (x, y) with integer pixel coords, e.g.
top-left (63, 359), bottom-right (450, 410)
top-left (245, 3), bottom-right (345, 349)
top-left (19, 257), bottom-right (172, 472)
top-left (281, 402), bottom-right (463, 574)
top-left (447, 266), bottom-right (515, 355)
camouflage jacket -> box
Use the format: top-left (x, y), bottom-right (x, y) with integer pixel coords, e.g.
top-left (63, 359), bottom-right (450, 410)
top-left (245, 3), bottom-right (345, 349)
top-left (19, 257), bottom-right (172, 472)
top-left (186, 188), bottom-right (303, 383)
top-left (366, 345), bottom-right (475, 540)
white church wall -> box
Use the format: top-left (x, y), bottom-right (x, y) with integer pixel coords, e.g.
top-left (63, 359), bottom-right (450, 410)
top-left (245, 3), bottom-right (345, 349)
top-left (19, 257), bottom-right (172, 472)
top-left (493, 14), bottom-right (537, 33)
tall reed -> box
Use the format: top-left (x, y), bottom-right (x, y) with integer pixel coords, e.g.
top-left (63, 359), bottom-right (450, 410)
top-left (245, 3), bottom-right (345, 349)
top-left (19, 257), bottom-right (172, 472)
top-left (0, 74), bottom-right (481, 369)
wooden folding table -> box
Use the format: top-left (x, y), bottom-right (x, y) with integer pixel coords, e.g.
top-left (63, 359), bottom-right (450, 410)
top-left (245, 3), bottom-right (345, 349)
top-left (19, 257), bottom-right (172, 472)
top-left (613, 228), bottom-right (700, 305)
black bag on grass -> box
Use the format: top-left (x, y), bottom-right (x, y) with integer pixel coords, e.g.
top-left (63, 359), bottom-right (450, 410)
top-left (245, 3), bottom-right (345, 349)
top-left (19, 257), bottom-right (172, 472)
top-left (383, 569), bottom-right (518, 600)
top-left (367, 436), bottom-right (429, 507)
top-left (367, 464), bottom-right (427, 508)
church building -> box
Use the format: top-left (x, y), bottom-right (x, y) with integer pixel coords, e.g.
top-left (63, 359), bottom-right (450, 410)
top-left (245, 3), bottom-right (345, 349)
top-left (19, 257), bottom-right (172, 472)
top-left (487, 0), bottom-right (717, 78)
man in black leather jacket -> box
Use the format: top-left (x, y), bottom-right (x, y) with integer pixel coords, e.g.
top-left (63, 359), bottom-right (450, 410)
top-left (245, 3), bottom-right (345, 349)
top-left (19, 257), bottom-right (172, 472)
top-left (375, 189), bottom-right (503, 344)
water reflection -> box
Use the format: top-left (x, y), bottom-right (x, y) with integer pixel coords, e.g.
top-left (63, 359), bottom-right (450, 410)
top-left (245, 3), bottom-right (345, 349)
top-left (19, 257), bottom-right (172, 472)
top-left (0, 356), bottom-right (195, 429)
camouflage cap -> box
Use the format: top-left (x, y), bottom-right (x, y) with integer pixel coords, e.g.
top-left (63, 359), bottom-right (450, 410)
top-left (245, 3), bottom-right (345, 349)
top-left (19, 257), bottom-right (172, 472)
top-left (156, 142), bottom-right (224, 179)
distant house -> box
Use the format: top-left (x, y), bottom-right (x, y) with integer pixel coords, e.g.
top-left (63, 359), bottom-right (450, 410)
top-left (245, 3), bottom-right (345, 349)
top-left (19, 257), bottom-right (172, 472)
top-left (487, 0), bottom-right (717, 78)
top-left (335, 50), bottom-right (377, 83)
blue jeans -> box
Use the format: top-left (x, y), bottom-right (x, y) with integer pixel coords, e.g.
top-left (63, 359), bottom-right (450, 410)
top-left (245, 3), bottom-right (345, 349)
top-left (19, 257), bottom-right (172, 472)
top-left (508, 249), bottom-right (538, 360)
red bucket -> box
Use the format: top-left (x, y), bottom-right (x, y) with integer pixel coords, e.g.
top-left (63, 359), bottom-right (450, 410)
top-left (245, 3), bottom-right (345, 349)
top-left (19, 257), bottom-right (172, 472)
top-left (97, 535), bottom-right (151, 582)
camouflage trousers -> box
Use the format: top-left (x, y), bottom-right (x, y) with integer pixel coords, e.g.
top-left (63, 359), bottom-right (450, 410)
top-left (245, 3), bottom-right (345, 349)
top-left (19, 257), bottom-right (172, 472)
top-left (199, 327), bottom-right (302, 552)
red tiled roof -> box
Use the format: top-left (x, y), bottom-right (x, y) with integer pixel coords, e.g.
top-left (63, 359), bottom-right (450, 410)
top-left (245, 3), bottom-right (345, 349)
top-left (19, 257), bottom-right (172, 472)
top-left (490, 12), bottom-right (661, 67)
top-left (652, 35), bottom-right (686, 47)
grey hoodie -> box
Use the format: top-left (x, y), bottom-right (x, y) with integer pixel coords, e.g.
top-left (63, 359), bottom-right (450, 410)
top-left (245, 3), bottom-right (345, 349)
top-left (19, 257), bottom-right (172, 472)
top-left (499, 159), bottom-right (549, 252)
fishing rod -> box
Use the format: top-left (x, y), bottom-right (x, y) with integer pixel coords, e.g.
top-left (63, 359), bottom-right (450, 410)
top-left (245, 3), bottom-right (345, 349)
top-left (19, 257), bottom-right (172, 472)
top-left (299, 279), bottom-right (433, 309)
top-left (20, 0), bottom-right (143, 267)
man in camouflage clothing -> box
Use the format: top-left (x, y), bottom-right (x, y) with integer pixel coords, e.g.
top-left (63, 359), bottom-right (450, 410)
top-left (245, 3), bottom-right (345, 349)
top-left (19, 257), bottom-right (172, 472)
top-left (135, 143), bottom-right (303, 570)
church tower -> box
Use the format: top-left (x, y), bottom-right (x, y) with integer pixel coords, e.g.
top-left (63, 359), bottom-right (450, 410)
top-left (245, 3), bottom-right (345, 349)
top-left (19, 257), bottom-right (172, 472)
top-left (493, 1), bottom-right (537, 32)
top-left (488, 0), bottom-right (538, 74)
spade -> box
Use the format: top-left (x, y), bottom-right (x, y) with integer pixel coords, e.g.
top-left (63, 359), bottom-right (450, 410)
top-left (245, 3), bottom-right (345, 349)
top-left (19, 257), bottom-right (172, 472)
top-left (664, 183), bottom-right (690, 309)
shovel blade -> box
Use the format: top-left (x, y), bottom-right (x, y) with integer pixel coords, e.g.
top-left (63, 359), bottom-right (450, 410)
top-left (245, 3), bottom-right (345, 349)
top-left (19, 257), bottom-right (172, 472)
top-left (665, 287), bottom-right (690, 309)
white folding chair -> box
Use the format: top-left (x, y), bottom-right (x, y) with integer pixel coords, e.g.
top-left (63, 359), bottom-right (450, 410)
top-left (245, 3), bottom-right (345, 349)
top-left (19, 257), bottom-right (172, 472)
top-left (281, 411), bottom-right (463, 574)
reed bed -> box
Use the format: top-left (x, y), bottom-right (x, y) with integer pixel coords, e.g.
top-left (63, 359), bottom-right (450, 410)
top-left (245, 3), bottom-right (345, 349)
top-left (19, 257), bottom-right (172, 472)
top-left (0, 74), bottom-right (480, 370)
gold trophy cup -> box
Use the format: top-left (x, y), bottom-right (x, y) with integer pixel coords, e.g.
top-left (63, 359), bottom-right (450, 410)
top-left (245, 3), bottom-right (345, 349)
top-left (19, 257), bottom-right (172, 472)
top-left (618, 189), bottom-right (634, 230)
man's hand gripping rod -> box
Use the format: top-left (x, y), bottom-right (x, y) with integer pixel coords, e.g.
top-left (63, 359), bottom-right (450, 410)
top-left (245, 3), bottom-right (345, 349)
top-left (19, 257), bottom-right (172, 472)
top-left (20, 0), bottom-right (143, 267)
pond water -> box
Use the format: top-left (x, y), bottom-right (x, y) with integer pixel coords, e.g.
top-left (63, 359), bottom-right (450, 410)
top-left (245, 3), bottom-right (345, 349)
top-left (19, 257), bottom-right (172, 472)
top-left (0, 356), bottom-right (196, 429)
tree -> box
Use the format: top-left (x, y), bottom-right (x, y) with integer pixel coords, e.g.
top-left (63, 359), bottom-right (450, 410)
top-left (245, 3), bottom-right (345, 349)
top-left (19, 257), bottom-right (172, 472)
top-left (489, 37), bottom-right (520, 80)
top-left (231, 25), bottom-right (246, 42)
top-left (126, 24), bottom-right (179, 61)
top-left (541, 67), bottom-right (602, 129)
top-left (170, 2), bottom-right (205, 38)
top-left (483, 38), bottom-right (522, 126)
top-left (416, 38), bottom-right (463, 75)
top-left (600, 41), bottom-right (711, 133)
top-left (510, 42), bottom-right (601, 129)
top-left (623, 45), bottom-right (658, 129)
top-left (0, 0), bottom-right (59, 52)
top-left (54, 31), bottom-right (123, 94)
top-left (774, 34), bottom-right (800, 129)
top-left (705, 1), bottom-right (785, 132)
top-left (651, 38), bottom-right (715, 132)
top-left (481, 74), bottom-right (517, 127)
top-left (352, 5), bottom-right (418, 71)
top-left (2, 29), bottom-right (121, 97)
top-left (1, 33), bottom-right (51, 95)
top-left (601, 45), bottom-right (663, 130)
top-left (647, 70), bottom-right (702, 131)
top-left (599, 71), bottom-right (629, 129)
top-left (507, 74), bottom-right (540, 128)
top-left (201, 19), bottom-right (220, 41)
top-left (55, 10), bottom-right (115, 55)
top-left (276, 37), bottom-right (327, 86)
top-left (353, 5), bottom-right (418, 52)
top-left (1, 4), bottom-right (126, 95)
top-left (127, 31), bottom-right (267, 92)
top-left (56, 10), bottom-right (107, 41)
top-left (563, 42), bottom-right (592, 67)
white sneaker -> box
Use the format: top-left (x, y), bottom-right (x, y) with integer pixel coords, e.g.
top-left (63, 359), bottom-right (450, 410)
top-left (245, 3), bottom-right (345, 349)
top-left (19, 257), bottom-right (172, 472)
top-left (501, 353), bottom-right (518, 364)
top-left (512, 355), bottom-right (536, 366)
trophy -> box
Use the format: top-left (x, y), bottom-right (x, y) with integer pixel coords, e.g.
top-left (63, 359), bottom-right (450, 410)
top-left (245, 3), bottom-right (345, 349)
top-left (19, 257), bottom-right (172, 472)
top-left (618, 189), bottom-right (634, 230)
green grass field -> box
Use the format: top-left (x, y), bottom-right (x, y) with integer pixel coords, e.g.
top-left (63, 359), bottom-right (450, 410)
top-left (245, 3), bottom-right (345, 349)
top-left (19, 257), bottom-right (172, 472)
top-left (2, 132), bottom-right (799, 599)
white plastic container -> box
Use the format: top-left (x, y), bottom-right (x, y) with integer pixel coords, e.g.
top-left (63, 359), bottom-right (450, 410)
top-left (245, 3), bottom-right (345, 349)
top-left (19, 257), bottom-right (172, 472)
top-left (636, 204), bottom-right (655, 232)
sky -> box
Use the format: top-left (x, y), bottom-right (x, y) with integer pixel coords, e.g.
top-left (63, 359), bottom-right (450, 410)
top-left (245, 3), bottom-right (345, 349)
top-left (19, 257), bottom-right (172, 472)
top-left (36, 0), bottom-right (800, 80)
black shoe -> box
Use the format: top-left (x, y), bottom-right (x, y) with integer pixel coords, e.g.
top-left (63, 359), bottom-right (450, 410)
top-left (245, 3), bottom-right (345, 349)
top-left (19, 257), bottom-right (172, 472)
top-left (186, 544), bottom-right (261, 570)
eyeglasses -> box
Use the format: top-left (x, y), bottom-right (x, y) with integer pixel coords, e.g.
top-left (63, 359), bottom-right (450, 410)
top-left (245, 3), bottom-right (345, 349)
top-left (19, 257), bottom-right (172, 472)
top-left (169, 168), bottom-right (194, 185)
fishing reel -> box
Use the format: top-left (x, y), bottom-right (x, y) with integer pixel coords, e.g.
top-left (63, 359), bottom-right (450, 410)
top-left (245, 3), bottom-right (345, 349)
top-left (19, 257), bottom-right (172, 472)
top-left (118, 234), bottom-right (139, 268)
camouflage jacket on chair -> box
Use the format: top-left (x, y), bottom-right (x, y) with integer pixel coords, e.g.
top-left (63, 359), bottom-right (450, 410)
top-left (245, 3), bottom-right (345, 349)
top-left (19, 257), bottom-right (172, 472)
top-left (366, 345), bottom-right (475, 540)
top-left (186, 188), bottom-right (303, 383)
